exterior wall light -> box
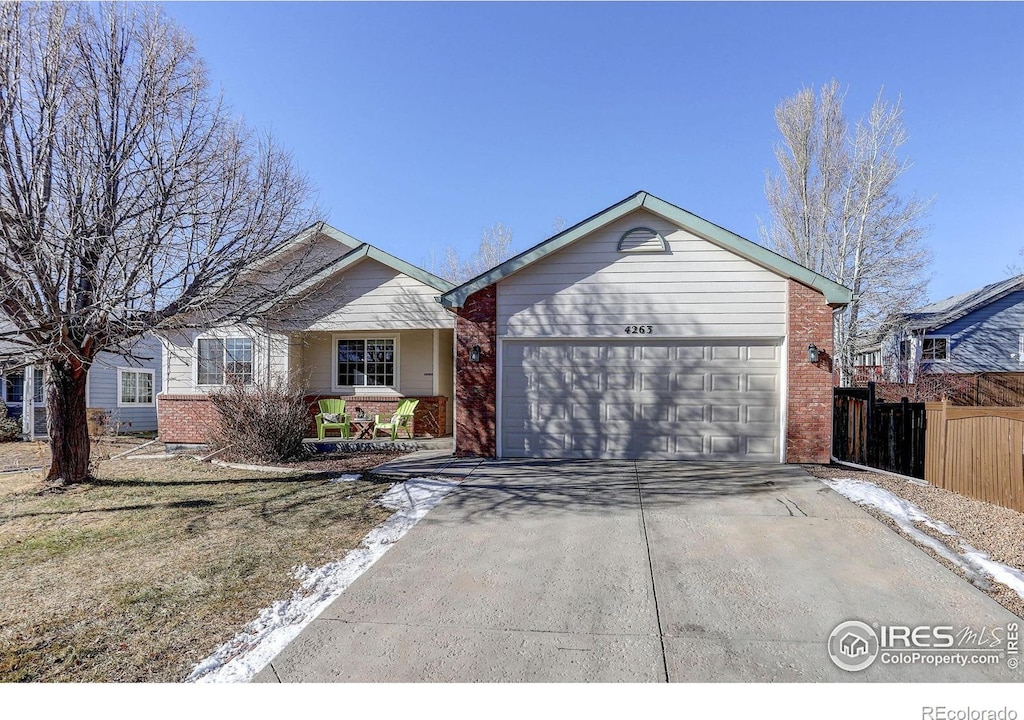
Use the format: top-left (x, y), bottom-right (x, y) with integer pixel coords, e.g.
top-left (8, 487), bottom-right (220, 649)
top-left (470, 345), bottom-right (482, 363)
top-left (808, 344), bottom-right (820, 363)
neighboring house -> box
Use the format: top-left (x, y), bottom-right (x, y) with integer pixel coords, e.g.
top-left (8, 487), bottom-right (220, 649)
top-left (0, 333), bottom-right (163, 438)
top-left (157, 224), bottom-right (455, 447)
top-left (857, 275), bottom-right (1024, 382)
top-left (440, 190), bottom-right (852, 463)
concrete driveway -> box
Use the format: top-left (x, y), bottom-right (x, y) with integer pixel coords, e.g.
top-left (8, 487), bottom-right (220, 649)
top-left (255, 458), bottom-right (1022, 682)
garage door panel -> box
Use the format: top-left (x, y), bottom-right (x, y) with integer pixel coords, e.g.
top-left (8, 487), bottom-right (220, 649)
top-left (676, 404), bottom-right (706, 422)
top-left (711, 405), bottom-right (740, 422)
top-left (501, 339), bottom-right (781, 461)
top-left (746, 436), bottom-right (780, 456)
top-left (672, 435), bottom-right (705, 455)
top-left (673, 373), bottom-right (706, 391)
top-left (748, 345), bottom-right (780, 361)
top-left (746, 405), bottom-right (778, 424)
top-left (711, 345), bottom-right (741, 360)
top-left (747, 374), bottom-right (778, 392)
top-left (640, 373), bottom-right (670, 391)
top-left (710, 374), bottom-right (741, 391)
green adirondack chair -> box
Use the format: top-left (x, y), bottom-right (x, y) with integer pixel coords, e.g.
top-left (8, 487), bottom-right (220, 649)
top-left (316, 399), bottom-right (349, 440)
top-left (373, 399), bottom-right (419, 441)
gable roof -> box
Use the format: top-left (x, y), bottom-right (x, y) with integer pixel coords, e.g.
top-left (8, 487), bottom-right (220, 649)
top-left (257, 224), bottom-right (454, 313)
top-left (438, 191), bottom-right (853, 308)
top-left (902, 274), bottom-right (1024, 331)
top-left (256, 221), bottom-right (364, 270)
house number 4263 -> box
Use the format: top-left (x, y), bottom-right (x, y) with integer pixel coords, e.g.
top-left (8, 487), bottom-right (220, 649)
top-left (625, 325), bottom-right (654, 335)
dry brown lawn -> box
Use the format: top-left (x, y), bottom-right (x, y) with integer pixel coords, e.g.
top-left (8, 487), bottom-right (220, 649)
top-left (0, 437), bottom-right (404, 682)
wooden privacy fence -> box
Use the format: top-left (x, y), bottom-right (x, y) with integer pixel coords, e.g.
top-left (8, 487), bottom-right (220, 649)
top-left (973, 373), bottom-right (1024, 406)
top-left (833, 385), bottom-right (927, 479)
top-left (925, 401), bottom-right (1024, 512)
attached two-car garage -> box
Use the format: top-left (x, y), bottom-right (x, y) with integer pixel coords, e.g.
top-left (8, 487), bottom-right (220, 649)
top-left (500, 339), bottom-right (782, 460)
top-left (442, 191), bottom-right (851, 465)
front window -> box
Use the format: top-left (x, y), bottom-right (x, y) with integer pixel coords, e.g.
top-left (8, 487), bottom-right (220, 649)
top-left (921, 337), bottom-right (949, 361)
top-left (3, 369), bottom-right (43, 404)
top-left (336, 338), bottom-right (395, 387)
top-left (5, 372), bottom-right (23, 404)
top-left (119, 369), bottom-right (155, 406)
top-left (197, 338), bottom-right (254, 385)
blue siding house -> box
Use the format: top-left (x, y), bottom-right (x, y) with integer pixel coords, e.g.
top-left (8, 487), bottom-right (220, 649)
top-left (863, 276), bottom-right (1024, 380)
top-left (1, 332), bottom-right (162, 439)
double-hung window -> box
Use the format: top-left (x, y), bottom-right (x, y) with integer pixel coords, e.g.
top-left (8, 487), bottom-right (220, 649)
top-left (4, 372), bottom-right (22, 404)
top-left (3, 368), bottom-right (43, 404)
top-left (118, 368), bottom-right (155, 406)
top-left (197, 338), bottom-right (254, 386)
top-left (921, 336), bottom-right (949, 361)
top-left (336, 338), bottom-right (396, 388)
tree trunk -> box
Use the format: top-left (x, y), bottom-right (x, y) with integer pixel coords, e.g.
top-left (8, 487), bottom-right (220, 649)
top-left (45, 357), bottom-right (92, 486)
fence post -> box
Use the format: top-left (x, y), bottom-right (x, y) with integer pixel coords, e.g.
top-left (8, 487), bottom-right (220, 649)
top-left (939, 398), bottom-right (948, 487)
top-left (867, 381), bottom-right (876, 467)
top-left (901, 397), bottom-right (912, 476)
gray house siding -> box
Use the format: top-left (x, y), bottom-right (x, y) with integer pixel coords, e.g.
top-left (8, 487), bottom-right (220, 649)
top-left (922, 289), bottom-right (1024, 374)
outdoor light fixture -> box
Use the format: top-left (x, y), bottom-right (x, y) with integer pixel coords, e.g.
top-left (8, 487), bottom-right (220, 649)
top-left (470, 345), bottom-right (482, 363)
top-left (807, 344), bottom-right (820, 363)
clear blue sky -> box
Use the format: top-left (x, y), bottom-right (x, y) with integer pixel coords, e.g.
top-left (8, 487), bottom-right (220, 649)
top-left (163, 1), bottom-right (1024, 303)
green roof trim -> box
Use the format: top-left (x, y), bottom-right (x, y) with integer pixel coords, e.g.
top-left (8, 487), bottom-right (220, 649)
top-left (268, 224), bottom-right (454, 307)
top-left (439, 191), bottom-right (853, 307)
top-left (255, 220), bottom-right (364, 271)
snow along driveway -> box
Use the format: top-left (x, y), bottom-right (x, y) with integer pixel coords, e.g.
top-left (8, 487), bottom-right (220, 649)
top-left (821, 477), bottom-right (1024, 602)
top-left (186, 476), bottom-right (458, 683)
top-left (249, 460), bottom-right (1024, 682)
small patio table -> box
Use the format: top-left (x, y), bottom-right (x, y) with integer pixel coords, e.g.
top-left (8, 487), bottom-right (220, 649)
top-left (349, 417), bottom-right (375, 440)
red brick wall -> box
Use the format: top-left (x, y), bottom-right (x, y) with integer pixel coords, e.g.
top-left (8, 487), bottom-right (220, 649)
top-left (303, 394), bottom-right (448, 438)
top-left (786, 279), bottom-right (835, 464)
top-left (158, 392), bottom-right (448, 443)
top-left (452, 286), bottom-right (497, 456)
top-left (157, 394), bottom-right (219, 444)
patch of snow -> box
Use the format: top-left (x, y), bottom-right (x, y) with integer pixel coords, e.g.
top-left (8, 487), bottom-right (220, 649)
top-left (960, 542), bottom-right (1024, 599)
top-left (327, 473), bottom-right (361, 483)
top-left (820, 478), bottom-right (1024, 596)
top-left (185, 476), bottom-right (458, 684)
top-left (822, 478), bottom-right (956, 535)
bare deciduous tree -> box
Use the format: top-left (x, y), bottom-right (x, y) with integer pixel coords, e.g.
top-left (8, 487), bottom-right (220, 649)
top-left (429, 222), bottom-right (516, 283)
top-left (0, 3), bottom-right (316, 485)
top-left (760, 79), bottom-right (931, 385)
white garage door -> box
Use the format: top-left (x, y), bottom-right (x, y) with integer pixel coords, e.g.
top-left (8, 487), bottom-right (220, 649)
top-left (501, 339), bottom-right (782, 460)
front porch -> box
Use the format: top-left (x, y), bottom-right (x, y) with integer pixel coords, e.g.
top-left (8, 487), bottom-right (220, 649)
top-left (157, 327), bottom-right (455, 445)
top-left (295, 327), bottom-right (454, 438)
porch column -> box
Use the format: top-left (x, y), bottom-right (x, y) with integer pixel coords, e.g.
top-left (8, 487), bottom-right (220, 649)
top-left (21, 365), bottom-right (33, 439)
top-left (432, 329), bottom-right (440, 396)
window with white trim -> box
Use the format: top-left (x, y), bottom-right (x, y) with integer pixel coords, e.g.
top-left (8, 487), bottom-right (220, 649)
top-left (336, 338), bottom-right (395, 388)
top-left (197, 337), bottom-right (254, 385)
top-left (4, 372), bottom-right (22, 404)
top-left (3, 368), bottom-right (43, 404)
top-left (118, 368), bottom-right (155, 406)
top-left (921, 337), bottom-right (949, 361)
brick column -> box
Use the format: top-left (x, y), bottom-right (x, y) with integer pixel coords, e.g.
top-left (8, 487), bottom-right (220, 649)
top-left (786, 279), bottom-right (835, 464)
top-left (157, 394), bottom-right (219, 444)
top-left (453, 286), bottom-right (497, 457)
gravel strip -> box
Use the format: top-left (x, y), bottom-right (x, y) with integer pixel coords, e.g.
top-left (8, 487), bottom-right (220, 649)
top-left (804, 464), bottom-right (1024, 620)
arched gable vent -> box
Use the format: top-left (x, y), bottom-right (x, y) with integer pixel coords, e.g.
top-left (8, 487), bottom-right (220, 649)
top-left (617, 227), bottom-right (667, 253)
